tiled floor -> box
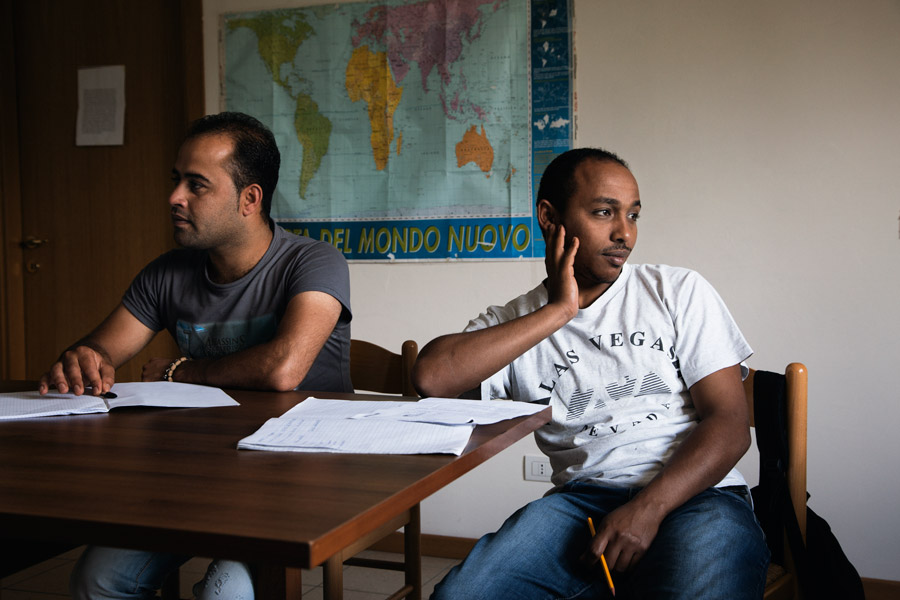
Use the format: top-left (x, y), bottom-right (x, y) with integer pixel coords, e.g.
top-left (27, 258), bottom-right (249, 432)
top-left (0, 547), bottom-right (459, 599)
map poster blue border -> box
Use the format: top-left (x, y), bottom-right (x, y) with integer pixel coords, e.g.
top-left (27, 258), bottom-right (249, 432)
top-left (280, 217), bottom-right (535, 261)
top-left (530, 0), bottom-right (575, 260)
top-left (274, 0), bottom-right (573, 262)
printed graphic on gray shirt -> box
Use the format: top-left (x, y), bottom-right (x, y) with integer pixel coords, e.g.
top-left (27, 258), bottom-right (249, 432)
top-left (176, 314), bottom-right (277, 358)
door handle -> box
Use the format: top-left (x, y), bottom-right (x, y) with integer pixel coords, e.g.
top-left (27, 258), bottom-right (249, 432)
top-left (20, 236), bottom-right (49, 250)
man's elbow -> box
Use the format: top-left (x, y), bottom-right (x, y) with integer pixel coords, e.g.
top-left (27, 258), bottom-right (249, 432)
top-left (411, 360), bottom-right (435, 397)
top-left (268, 377), bottom-right (300, 393)
top-left (411, 357), bottom-right (455, 398)
top-left (736, 425), bottom-right (752, 455)
top-left (720, 422), bottom-right (752, 463)
top-left (264, 361), bottom-right (307, 392)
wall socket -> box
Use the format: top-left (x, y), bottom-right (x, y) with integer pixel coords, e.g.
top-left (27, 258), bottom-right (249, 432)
top-left (524, 455), bottom-right (552, 482)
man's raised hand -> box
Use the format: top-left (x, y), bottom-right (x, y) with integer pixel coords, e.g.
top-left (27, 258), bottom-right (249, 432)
top-left (544, 222), bottom-right (580, 319)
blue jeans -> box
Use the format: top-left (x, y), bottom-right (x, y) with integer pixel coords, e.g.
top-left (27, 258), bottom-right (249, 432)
top-left (431, 482), bottom-right (769, 600)
top-left (70, 547), bottom-right (254, 600)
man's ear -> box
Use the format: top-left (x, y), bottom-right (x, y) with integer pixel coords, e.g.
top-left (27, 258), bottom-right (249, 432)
top-left (536, 198), bottom-right (558, 235)
top-left (240, 183), bottom-right (264, 217)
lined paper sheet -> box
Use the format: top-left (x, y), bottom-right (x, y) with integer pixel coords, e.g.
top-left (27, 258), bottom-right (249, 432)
top-left (237, 418), bottom-right (474, 455)
top-left (0, 394), bottom-right (109, 419)
top-left (283, 397), bottom-right (544, 425)
top-left (351, 397), bottom-right (546, 425)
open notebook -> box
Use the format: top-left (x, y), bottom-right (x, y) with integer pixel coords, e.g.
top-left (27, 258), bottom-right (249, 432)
top-left (0, 381), bottom-right (238, 420)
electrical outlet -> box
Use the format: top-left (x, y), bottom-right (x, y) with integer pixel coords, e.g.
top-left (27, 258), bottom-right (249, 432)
top-left (524, 455), bottom-right (552, 482)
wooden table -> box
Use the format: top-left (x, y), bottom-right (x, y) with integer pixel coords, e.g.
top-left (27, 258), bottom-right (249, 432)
top-left (0, 382), bottom-right (550, 599)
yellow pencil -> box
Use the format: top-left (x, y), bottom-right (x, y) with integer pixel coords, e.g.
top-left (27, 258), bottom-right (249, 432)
top-left (587, 517), bottom-right (616, 597)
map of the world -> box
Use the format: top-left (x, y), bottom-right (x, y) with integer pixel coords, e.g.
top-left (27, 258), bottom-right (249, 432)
top-left (223, 0), bottom-right (572, 260)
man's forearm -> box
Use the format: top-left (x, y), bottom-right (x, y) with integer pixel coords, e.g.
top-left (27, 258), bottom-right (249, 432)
top-left (630, 363), bottom-right (751, 519)
top-left (158, 291), bottom-right (342, 392)
top-left (412, 301), bottom-right (574, 398)
top-left (628, 412), bottom-right (751, 522)
top-left (170, 340), bottom-right (316, 392)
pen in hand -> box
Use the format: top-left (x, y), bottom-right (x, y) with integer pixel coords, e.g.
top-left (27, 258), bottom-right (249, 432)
top-left (587, 517), bottom-right (616, 597)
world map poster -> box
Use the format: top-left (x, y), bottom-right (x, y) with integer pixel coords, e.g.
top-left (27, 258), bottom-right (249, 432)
top-left (222, 0), bottom-right (573, 260)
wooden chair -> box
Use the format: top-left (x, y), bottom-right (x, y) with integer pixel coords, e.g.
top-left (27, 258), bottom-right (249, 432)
top-left (350, 339), bottom-right (419, 397)
top-left (744, 363), bottom-right (808, 600)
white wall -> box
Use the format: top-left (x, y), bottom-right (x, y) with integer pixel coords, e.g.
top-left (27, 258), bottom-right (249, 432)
top-left (203, 0), bottom-right (900, 580)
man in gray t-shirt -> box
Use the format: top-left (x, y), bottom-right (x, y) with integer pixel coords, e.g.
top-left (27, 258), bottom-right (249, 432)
top-left (39, 111), bottom-right (350, 397)
top-left (39, 112), bottom-right (352, 600)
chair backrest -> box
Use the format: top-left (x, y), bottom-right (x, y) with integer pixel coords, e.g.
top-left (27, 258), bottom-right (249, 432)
top-left (743, 362), bottom-right (808, 540)
top-left (350, 339), bottom-right (419, 396)
top-left (744, 362), bottom-right (808, 600)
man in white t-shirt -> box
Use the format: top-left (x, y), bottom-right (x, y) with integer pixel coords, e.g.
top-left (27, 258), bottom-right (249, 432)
top-left (413, 148), bottom-right (769, 599)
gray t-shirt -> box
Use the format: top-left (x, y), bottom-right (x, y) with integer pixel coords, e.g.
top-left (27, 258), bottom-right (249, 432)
top-left (123, 225), bottom-right (352, 392)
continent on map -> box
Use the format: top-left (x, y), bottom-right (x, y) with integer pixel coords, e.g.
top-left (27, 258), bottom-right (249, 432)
top-left (456, 125), bottom-right (493, 176)
top-left (345, 46), bottom-right (404, 171)
top-left (295, 95), bottom-right (332, 198)
top-left (227, 12), bottom-right (332, 199)
top-left (350, 0), bottom-right (504, 122)
top-left (227, 13), bottom-right (312, 88)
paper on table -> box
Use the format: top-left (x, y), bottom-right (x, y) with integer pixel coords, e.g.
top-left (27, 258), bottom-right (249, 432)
top-left (348, 397), bottom-right (546, 425)
top-left (237, 417), bottom-right (474, 455)
top-left (278, 397), bottom-right (408, 420)
top-left (0, 394), bottom-right (110, 419)
top-left (0, 381), bottom-right (238, 420)
top-left (101, 382), bottom-right (238, 409)
top-left (283, 397), bottom-right (545, 425)
top-left (236, 396), bottom-right (545, 455)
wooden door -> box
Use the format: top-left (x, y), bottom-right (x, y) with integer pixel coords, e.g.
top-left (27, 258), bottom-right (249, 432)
top-left (5, 0), bottom-right (202, 382)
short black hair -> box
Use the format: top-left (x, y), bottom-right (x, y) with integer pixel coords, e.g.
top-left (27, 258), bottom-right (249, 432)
top-left (185, 112), bottom-right (281, 221)
top-left (536, 148), bottom-right (629, 213)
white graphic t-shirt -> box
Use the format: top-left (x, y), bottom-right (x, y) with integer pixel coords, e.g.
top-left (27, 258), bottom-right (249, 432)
top-left (466, 264), bottom-right (752, 490)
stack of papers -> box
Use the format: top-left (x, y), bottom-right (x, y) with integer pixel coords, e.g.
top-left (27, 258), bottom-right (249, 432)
top-left (237, 397), bottom-right (544, 456)
top-left (0, 382), bottom-right (238, 420)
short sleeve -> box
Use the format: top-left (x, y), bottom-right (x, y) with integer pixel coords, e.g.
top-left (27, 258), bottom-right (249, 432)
top-left (284, 238), bottom-right (352, 319)
top-left (121, 252), bottom-right (178, 332)
top-left (669, 271), bottom-right (753, 388)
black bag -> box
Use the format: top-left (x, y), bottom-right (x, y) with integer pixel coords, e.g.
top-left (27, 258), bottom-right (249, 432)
top-left (750, 370), bottom-right (865, 600)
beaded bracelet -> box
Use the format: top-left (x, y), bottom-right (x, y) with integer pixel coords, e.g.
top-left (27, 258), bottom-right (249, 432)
top-left (163, 356), bottom-right (190, 382)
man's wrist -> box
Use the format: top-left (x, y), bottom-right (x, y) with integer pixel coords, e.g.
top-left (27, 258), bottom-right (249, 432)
top-left (541, 301), bottom-right (578, 328)
top-left (163, 357), bottom-right (190, 382)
